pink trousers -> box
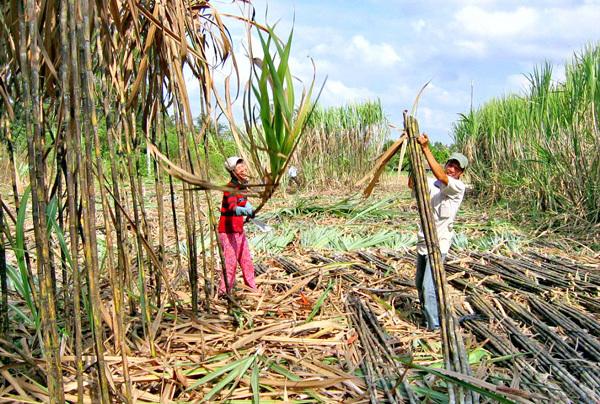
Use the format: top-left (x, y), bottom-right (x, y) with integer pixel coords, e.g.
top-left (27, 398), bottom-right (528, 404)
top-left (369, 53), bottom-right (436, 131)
top-left (219, 233), bottom-right (257, 294)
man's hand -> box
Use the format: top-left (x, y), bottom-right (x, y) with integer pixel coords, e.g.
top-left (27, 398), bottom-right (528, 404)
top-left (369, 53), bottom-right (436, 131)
top-left (416, 133), bottom-right (430, 150)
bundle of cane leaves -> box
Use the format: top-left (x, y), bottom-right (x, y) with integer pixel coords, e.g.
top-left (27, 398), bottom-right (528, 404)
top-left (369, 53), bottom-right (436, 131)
top-left (244, 22), bottom-right (318, 211)
top-left (265, 194), bottom-right (399, 221)
top-left (249, 226), bottom-right (297, 253)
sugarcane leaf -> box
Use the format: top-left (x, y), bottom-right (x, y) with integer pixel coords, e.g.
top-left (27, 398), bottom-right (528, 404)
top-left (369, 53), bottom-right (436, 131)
top-left (306, 279), bottom-right (333, 322)
top-left (46, 197), bottom-right (74, 268)
top-left (218, 354), bottom-right (257, 402)
top-left (7, 302), bottom-right (35, 326)
top-left (395, 357), bottom-right (520, 404)
top-left (251, 360), bottom-right (260, 404)
top-left (15, 186), bottom-right (31, 268)
top-left (258, 355), bottom-right (302, 382)
top-left (486, 352), bottom-right (531, 364)
top-left (185, 357), bottom-right (248, 390)
top-left (198, 364), bottom-right (245, 403)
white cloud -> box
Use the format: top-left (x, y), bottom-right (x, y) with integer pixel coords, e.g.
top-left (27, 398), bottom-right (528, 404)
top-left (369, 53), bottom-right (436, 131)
top-left (412, 19), bottom-right (426, 33)
top-left (348, 35), bottom-right (402, 68)
top-left (187, 0), bottom-right (600, 145)
top-left (453, 40), bottom-right (487, 58)
top-left (538, 5), bottom-right (600, 42)
top-left (322, 80), bottom-right (377, 105)
top-left (455, 6), bottom-right (537, 38)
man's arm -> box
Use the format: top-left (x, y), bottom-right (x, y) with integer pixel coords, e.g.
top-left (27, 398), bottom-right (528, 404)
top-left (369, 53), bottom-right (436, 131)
top-left (417, 133), bottom-right (449, 185)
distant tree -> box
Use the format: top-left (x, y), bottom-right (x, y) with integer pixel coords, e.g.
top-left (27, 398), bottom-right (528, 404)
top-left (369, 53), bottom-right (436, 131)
top-left (431, 142), bottom-right (450, 166)
top-left (382, 139), bottom-right (451, 172)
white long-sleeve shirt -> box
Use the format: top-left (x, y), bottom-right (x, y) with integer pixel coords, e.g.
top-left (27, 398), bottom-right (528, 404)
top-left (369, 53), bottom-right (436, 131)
top-left (417, 176), bottom-right (466, 255)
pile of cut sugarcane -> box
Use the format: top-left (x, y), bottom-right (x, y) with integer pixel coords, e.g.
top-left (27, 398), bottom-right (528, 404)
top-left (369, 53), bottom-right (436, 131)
top-left (3, 241), bottom-right (599, 402)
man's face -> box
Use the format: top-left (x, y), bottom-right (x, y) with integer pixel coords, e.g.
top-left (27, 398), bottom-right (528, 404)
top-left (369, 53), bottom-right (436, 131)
top-left (444, 160), bottom-right (464, 180)
top-left (233, 162), bottom-right (249, 181)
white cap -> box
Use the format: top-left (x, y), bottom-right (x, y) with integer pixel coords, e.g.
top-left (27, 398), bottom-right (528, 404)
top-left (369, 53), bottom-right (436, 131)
top-left (224, 156), bottom-right (243, 172)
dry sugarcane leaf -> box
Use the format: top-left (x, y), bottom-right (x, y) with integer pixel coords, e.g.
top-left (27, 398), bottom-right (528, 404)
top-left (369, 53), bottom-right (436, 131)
top-left (0, 370), bottom-right (34, 400)
top-left (134, 2), bottom-right (206, 62)
top-left (276, 351), bottom-right (366, 389)
top-left (107, 0), bottom-right (123, 32)
top-left (0, 78), bottom-right (15, 121)
top-left (112, 368), bottom-right (174, 384)
top-left (173, 0), bottom-right (188, 59)
top-left (289, 320), bottom-right (346, 334)
top-left (257, 376), bottom-right (350, 389)
top-left (231, 321), bottom-right (296, 350)
top-left (151, 298), bottom-right (168, 340)
top-left (259, 336), bottom-right (344, 346)
top-left (128, 385), bottom-right (163, 403)
top-left (18, 380), bottom-right (95, 404)
top-left (146, 139), bottom-right (260, 196)
top-left (410, 79), bottom-right (432, 116)
top-left (272, 273), bottom-right (319, 304)
top-left (357, 133), bottom-right (407, 198)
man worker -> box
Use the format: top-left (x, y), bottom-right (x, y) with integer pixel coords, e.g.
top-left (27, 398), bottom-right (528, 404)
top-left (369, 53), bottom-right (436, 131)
top-left (408, 133), bottom-right (468, 331)
top-left (288, 165), bottom-right (300, 187)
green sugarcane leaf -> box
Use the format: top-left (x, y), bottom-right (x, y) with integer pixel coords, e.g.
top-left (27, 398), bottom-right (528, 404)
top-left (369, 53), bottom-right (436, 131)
top-left (6, 264), bottom-right (28, 302)
top-left (13, 186), bottom-right (36, 318)
top-left (46, 197), bottom-right (74, 268)
top-left (15, 185), bottom-right (31, 271)
top-left (251, 361), bottom-right (260, 404)
top-left (258, 355), bottom-right (302, 382)
top-left (306, 279), bottom-right (333, 322)
top-left (185, 356), bottom-right (249, 391)
top-left (486, 352), bottom-right (531, 363)
top-left (8, 302), bottom-right (35, 326)
top-left (395, 357), bottom-right (520, 404)
top-left (199, 364), bottom-right (244, 403)
top-left (468, 347), bottom-right (491, 363)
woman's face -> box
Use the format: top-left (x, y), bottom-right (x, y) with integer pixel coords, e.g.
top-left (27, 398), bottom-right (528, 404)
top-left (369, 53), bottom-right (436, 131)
top-left (233, 162), bottom-right (249, 181)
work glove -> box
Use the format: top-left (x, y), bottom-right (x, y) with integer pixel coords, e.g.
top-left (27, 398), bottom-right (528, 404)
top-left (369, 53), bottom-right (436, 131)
top-left (235, 202), bottom-right (254, 217)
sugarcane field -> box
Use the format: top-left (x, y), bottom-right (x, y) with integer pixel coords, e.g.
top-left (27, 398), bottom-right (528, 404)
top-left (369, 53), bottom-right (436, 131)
top-left (1, 1), bottom-right (600, 404)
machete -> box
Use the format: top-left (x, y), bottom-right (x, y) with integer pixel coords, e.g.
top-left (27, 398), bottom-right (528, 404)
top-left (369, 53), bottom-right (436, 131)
top-left (248, 217), bottom-right (272, 232)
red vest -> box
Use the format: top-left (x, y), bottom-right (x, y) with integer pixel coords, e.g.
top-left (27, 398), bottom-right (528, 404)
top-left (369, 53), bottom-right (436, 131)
top-left (218, 180), bottom-right (248, 233)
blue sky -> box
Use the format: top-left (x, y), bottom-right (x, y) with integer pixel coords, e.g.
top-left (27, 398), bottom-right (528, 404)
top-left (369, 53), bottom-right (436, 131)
top-left (197, 0), bottom-right (600, 145)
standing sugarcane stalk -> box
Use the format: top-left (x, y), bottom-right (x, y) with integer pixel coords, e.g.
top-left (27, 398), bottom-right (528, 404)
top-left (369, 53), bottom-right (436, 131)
top-left (2, 0), bottom-right (277, 401)
top-left (101, 82), bottom-right (133, 403)
top-left (96, 34), bottom-right (134, 402)
top-left (78, 0), bottom-right (111, 399)
top-left (190, 118), bottom-right (219, 311)
top-left (405, 111), bottom-right (475, 404)
top-left (0, 197), bottom-right (7, 336)
top-left (103, 99), bottom-right (135, 403)
top-left (65, 0), bottom-right (85, 400)
top-left (151, 101), bottom-right (165, 309)
top-left (21, 0), bottom-right (64, 401)
top-left (174, 108), bottom-right (199, 315)
top-left (123, 113), bottom-right (156, 357)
